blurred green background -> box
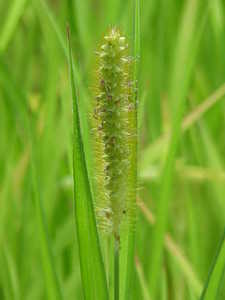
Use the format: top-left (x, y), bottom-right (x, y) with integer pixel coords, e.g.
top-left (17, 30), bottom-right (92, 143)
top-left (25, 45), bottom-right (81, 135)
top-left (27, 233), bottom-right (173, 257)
top-left (0, 0), bottom-right (225, 299)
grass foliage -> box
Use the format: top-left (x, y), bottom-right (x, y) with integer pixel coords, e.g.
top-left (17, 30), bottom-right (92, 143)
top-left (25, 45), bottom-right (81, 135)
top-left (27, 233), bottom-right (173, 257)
top-left (0, 0), bottom-right (225, 299)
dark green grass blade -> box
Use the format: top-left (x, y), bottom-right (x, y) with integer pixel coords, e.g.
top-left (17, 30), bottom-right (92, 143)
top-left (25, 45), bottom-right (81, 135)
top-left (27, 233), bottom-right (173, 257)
top-left (200, 228), bottom-right (225, 300)
top-left (67, 28), bottom-right (108, 300)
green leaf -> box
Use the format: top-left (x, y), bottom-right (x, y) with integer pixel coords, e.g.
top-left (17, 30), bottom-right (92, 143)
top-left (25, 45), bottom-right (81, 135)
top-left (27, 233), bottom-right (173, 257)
top-left (67, 28), bottom-right (108, 300)
top-left (0, 0), bottom-right (28, 52)
top-left (200, 229), bottom-right (225, 300)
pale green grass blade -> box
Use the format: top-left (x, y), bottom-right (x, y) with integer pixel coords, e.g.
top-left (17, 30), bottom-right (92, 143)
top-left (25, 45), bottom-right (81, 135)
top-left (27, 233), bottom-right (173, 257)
top-left (139, 199), bottom-right (202, 297)
top-left (209, 0), bottom-right (224, 35)
top-left (0, 0), bottom-right (28, 52)
top-left (141, 81), bottom-right (225, 169)
top-left (200, 228), bottom-right (225, 300)
top-left (140, 163), bottom-right (225, 184)
top-left (0, 153), bottom-right (14, 246)
top-left (148, 1), bottom-right (202, 297)
top-left (199, 123), bottom-right (225, 217)
top-left (37, 0), bottom-right (67, 56)
top-left (135, 256), bottom-right (151, 300)
top-left (73, 0), bottom-right (92, 60)
top-left (2, 247), bottom-right (20, 300)
top-left (67, 29), bottom-right (108, 300)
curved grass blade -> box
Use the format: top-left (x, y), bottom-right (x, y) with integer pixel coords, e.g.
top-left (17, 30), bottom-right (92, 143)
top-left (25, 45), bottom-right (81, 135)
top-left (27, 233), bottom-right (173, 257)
top-left (200, 228), bottom-right (225, 300)
top-left (138, 199), bottom-right (202, 297)
top-left (141, 80), bottom-right (225, 169)
top-left (2, 247), bottom-right (20, 300)
top-left (37, 0), bottom-right (67, 57)
top-left (199, 123), bottom-right (225, 218)
top-left (67, 28), bottom-right (108, 300)
top-left (0, 0), bottom-right (28, 52)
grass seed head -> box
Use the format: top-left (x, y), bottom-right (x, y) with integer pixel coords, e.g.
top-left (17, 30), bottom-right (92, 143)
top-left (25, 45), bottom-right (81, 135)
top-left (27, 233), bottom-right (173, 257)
top-left (92, 27), bottom-right (136, 237)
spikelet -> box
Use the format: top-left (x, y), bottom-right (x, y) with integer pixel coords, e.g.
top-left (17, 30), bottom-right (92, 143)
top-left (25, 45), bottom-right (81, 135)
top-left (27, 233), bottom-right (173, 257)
top-left (92, 27), bottom-right (136, 239)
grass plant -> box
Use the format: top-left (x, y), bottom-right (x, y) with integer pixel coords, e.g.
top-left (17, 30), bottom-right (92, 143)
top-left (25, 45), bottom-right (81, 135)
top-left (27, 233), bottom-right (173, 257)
top-left (0, 0), bottom-right (225, 299)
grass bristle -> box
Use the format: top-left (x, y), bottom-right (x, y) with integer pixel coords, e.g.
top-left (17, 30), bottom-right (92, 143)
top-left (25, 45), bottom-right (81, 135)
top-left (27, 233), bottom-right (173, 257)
top-left (92, 27), bottom-right (136, 237)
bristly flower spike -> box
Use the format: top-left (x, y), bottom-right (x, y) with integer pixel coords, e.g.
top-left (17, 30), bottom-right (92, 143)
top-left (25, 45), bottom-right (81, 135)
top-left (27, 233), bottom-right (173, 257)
top-left (92, 27), bottom-right (137, 243)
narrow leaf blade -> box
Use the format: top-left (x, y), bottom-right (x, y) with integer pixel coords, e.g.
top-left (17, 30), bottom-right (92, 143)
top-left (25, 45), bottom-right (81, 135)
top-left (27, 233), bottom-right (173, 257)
top-left (67, 29), bottom-right (108, 300)
top-left (200, 229), bottom-right (225, 300)
top-left (0, 0), bottom-right (28, 52)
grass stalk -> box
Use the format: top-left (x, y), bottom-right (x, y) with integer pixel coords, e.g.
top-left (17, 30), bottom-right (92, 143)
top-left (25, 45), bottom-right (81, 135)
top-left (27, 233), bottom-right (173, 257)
top-left (200, 228), bottom-right (225, 299)
top-left (114, 240), bottom-right (120, 300)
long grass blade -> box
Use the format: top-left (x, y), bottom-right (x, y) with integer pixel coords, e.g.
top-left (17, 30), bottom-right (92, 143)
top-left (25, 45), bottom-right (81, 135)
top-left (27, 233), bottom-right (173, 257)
top-left (200, 228), bottom-right (225, 300)
top-left (135, 256), bottom-right (151, 300)
top-left (2, 247), bottom-right (20, 300)
top-left (67, 28), bottom-right (108, 300)
top-left (37, 0), bottom-right (67, 57)
top-left (138, 199), bottom-right (202, 297)
top-left (199, 123), bottom-right (225, 216)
